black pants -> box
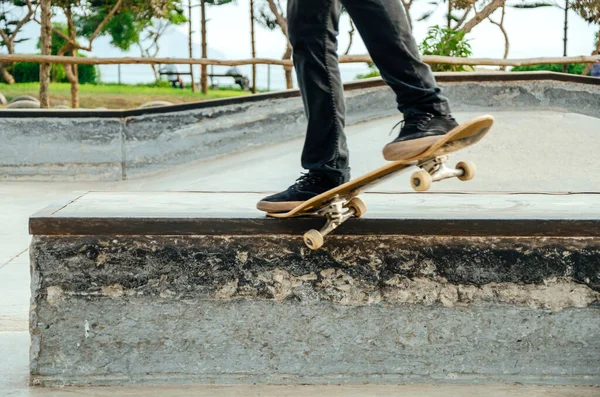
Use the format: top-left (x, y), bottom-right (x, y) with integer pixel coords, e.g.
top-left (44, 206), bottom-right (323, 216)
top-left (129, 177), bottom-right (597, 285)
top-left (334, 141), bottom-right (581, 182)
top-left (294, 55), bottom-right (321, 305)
top-left (288, 0), bottom-right (451, 183)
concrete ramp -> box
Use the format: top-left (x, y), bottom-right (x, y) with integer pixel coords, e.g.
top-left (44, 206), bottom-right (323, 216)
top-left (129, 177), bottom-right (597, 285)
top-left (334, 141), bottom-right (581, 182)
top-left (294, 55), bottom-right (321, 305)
top-left (127, 110), bottom-right (600, 194)
top-left (4, 72), bottom-right (600, 182)
top-left (28, 192), bottom-right (600, 386)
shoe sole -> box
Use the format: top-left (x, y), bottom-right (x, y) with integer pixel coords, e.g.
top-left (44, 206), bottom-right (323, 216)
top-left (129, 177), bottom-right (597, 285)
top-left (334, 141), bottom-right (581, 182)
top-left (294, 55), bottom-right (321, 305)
top-left (257, 200), bottom-right (304, 213)
top-left (382, 135), bottom-right (445, 161)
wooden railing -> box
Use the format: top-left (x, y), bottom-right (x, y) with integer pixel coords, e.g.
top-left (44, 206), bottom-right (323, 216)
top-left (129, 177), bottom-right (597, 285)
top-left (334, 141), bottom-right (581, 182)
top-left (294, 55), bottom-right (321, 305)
top-left (0, 53), bottom-right (599, 67)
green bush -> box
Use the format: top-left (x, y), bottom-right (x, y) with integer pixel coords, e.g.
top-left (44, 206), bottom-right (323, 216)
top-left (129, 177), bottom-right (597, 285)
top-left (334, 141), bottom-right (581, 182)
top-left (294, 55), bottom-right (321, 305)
top-left (75, 63), bottom-right (99, 84)
top-left (1, 61), bottom-right (99, 84)
top-left (510, 63), bottom-right (587, 75)
top-left (419, 25), bottom-right (473, 72)
top-left (9, 62), bottom-right (40, 83)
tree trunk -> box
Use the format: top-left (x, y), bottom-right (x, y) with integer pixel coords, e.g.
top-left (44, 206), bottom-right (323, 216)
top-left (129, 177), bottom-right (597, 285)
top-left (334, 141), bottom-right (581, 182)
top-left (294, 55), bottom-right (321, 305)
top-left (562, 0), bottom-right (569, 73)
top-left (69, 66), bottom-right (79, 108)
top-left (39, 0), bottom-right (52, 108)
top-left (151, 64), bottom-right (159, 81)
top-left (0, 64), bottom-right (15, 84)
top-left (488, 5), bottom-right (509, 70)
top-left (265, 0), bottom-right (293, 89)
top-left (65, 7), bottom-right (79, 108)
top-left (0, 40), bottom-right (16, 84)
top-left (200, 0), bottom-right (208, 94)
top-left (250, 0), bottom-right (257, 93)
top-left (283, 44), bottom-right (293, 89)
top-left (188, 0), bottom-right (196, 92)
top-left (344, 19), bottom-right (355, 55)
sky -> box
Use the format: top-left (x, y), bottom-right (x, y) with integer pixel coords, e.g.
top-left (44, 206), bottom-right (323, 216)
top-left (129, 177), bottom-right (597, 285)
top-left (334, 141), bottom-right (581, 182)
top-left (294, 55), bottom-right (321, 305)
top-left (7, 1), bottom-right (599, 90)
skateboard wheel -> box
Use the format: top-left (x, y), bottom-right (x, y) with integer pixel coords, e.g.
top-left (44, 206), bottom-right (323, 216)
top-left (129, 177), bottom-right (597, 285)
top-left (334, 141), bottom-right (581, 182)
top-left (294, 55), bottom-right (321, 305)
top-left (303, 229), bottom-right (324, 250)
top-left (456, 160), bottom-right (476, 181)
top-left (410, 170), bottom-right (432, 192)
top-left (347, 197), bottom-right (367, 218)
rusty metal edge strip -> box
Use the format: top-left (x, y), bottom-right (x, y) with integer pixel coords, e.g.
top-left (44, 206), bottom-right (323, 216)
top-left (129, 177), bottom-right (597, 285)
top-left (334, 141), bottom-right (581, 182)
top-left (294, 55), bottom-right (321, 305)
top-left (28, 217), bottom-right (600, 237)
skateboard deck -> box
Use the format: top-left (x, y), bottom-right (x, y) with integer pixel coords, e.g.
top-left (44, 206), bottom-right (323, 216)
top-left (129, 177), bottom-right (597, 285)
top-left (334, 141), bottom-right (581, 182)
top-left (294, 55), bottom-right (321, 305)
top-left (267, 115), bottom-right (494, 249)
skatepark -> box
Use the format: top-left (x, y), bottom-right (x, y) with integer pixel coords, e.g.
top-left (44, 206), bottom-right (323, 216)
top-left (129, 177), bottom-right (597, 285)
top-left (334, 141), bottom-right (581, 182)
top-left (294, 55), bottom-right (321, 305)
top-left (1, 73), bottom-right (600, 395)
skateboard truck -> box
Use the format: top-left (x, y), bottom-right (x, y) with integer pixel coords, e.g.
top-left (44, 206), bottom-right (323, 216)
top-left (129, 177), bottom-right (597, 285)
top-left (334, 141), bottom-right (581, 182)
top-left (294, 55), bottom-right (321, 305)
top-left (303, 196), bottom-right (367, 250)
top-left (410, 155), bottom-right (476, 192)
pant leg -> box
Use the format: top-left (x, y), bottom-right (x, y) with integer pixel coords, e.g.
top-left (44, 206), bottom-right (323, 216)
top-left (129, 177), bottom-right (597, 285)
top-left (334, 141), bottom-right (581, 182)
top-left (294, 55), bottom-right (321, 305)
top-left (288, 0), bottom-right (350, 183)
top-left (341, 0), bottom-right (451, 115)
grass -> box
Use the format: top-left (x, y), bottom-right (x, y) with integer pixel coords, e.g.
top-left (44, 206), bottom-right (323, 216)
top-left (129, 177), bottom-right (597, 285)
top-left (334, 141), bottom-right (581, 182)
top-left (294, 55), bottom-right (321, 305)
top-left (0, 82), bottom-right (251, 109)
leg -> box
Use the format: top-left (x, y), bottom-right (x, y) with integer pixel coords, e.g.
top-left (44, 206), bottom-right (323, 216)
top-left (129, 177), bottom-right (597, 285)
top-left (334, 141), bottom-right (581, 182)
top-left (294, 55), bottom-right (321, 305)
top-left (341, 0), bottom-right (458, 160)
top-left (341, 0), bottom-right (450, 114)
top-left (288, 0), bottom-right (349, 184)
top-left (256, 0), bottom-right (349, 213)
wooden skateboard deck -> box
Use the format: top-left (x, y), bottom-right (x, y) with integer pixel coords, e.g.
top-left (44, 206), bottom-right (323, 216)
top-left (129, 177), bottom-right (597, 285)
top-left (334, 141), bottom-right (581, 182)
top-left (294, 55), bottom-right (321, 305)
top-left (267, 114), bottom-right (494, 249)
top-left (268, 115), bottom-right (494, 218)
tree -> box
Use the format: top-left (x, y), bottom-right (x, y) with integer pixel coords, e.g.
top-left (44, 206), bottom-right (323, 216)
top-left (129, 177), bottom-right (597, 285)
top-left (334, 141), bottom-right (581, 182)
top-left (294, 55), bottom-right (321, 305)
top-left (418, 0), bottom-right (507, 34)
top-left (419, 24), bottom-right (473, 71)
top-left (39, 0), bottom-right (50, 107)
top-left (415, 0), bottom-right (508, 64)
top-left (458, 0), bottom-right (507, 33)
top-left (0, 0), bottom-right (37, 84)
top-left (133, 7), bottom-right (185, 81)
top-left (250, 0), bottom-right (256, 92)
top-left (188, 0), bottom-right (194, 91)
top-left (488, 1), bottom-right (509, 67)
top-left (138, 19), bottom-right (172, 81)
top-left (33, 0), bottom-right (184, 107)
top-left (41, 0), bottom-right (125, 108)
top-left (255, 0), bottom-right (293, 89)
top-left (199, 0), bottom-right (234, 93)
top-left (78, 0), bottom-right (185, 81)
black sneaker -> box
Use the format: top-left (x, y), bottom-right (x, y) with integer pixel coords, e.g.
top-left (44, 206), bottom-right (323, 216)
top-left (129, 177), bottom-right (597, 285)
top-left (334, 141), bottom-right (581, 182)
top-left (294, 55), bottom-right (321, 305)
top-left (257, 172), bottom-right (342, 213)
top-left (382, 112), bottom-right (459, 161)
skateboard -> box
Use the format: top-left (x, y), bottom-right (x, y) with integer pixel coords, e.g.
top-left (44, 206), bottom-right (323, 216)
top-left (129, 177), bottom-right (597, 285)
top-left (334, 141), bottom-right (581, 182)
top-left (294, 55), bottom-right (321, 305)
top-left (267, 115), bottom-right (494, 250)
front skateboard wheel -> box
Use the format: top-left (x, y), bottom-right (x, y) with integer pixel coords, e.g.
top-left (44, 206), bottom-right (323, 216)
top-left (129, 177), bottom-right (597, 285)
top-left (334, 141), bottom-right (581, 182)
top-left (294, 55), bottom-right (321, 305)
top-left (410, 170), bottom-right (432, 192)
top-left (347, 197), bottom-right (367, 218)
top-left (304, 229), bottom-right (324, 250)
top-left (456, 160), bottom-right (476, 181)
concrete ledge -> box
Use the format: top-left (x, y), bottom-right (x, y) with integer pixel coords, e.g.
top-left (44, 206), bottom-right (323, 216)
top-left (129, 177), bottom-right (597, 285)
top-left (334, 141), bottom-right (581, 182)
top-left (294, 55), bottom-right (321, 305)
top-left (4, 73), bottom-right (600, 181)
top-left (29, 191), bottom-right (600, 237)
top-left (29, 192), bottom-right (600, 386)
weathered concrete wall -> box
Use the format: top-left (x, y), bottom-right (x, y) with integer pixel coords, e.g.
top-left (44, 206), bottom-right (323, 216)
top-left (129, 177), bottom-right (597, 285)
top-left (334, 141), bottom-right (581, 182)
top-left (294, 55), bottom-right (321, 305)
top-left (442, 80), bottom-right (600, 118)
top-left (29, 235), bottom-right (600, 386)
top-left (1, 88), bottom-right (394, 181)
top-left (3, 76), bottom-right (600, 181)
top-left (122, 88), bottom-right (394, 177)
top-left (0, 118), bottom-right (123, 180)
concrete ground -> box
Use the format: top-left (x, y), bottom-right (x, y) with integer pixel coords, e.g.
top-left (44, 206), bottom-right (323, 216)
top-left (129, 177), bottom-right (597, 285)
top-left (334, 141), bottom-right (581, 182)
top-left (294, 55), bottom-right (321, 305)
top-left (2, 110), bottom-right (599, 395)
